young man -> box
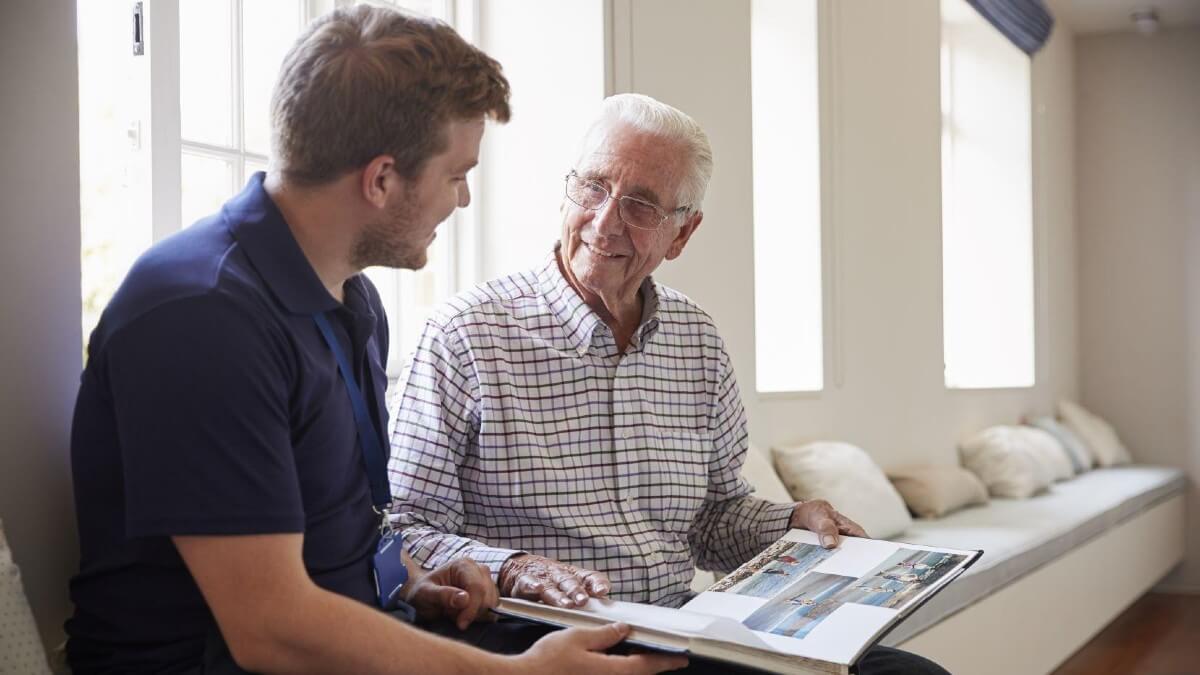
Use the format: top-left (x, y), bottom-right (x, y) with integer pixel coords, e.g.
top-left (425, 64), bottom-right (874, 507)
top-left (388, 93), bottom-right (946, 675)
top-left (66, 7), bottom-right (682, 675)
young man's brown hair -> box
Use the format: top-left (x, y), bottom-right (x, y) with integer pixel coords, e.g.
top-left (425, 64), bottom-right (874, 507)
top-left (270, 5), bottom-right (511, 185)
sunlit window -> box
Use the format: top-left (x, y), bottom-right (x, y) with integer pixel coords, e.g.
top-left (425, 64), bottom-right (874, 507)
top-left (940, 0), bottom-right (1035, 389)
top-left (79, 0), bottom-right (468, 372)
top-left (178, 0), bottom-right (303, 227)
top-left (751, 0), bottom-right (823, 394)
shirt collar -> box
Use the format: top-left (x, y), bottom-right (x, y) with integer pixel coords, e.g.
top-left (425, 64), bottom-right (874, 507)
top-left (537, 243), bottom-right (663, 355)
top-left (223, 173), bottom-right (341, 316)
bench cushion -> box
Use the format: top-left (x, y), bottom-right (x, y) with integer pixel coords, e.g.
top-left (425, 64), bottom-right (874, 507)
top-left (880, 465), bottom-right (1185, 645)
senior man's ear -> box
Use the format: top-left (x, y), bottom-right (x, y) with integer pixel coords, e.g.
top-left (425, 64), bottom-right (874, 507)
top-left (665, 210), bottom-right (703, 261)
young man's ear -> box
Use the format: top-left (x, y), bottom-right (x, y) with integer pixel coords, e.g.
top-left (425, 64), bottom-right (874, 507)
top-left (665, 210), bottom-right (703, 261)
top-left (360, 155), bottom-right (398, 210)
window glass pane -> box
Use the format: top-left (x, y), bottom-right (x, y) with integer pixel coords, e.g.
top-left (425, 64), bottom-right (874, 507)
top-left (243, 0), bottom-right (304, 156)
top-left (79, 0), bottom-right (154, 350)
top-left (182, 152), bottom-right (235, 228)
top-left (751, 0), bottom-right (823, 393)
top-left (180, 0), bottom-right (234, 147)
top-left (941, 0), bottom-right (1034, 388)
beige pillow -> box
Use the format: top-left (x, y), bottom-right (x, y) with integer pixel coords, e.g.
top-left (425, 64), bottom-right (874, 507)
top-left (960, 426), bottom-right (1053, 498)
top-left (772, 441), bottom-right (912, 539)
top-left (1058, 400), bottom-right (1133, 467)
top-left (886, 464), bottom-right (989, 518)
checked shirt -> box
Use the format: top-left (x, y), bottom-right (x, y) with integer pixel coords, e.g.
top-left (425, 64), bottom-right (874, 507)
top-left (386, 249), bottom-right (794, 608)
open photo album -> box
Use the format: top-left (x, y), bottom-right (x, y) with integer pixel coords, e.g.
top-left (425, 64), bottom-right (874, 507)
top-left (495, 530), bottom-right (982, 674)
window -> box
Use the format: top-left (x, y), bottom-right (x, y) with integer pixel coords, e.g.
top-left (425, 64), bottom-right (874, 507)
top-left (940, 0), bottom-right (1034, 389)
top-left (79, 0), bottom-right (475, 373)
top-left (750, 0), bottom-right (823, 393)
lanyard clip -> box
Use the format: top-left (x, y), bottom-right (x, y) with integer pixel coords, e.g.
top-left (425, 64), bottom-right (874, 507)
top-left (375, 503), bottom-right (394, 535)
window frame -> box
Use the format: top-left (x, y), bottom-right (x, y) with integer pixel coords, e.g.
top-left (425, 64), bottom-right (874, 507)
top-left (142, 0), bottom-right (483, 377)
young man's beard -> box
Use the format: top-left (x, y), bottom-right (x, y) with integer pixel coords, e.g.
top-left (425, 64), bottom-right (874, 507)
top-left (351, 197), bottom-right (429, 271)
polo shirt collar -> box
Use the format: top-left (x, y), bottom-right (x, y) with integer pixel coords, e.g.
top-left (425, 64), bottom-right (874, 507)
top-left (223, 173), bottom-right (341, 315)
top-left (537, 243), bottom-right (663, 354)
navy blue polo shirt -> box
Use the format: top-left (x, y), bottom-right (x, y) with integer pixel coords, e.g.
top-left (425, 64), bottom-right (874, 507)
top-left (66, 174), bottom-right (390, 672)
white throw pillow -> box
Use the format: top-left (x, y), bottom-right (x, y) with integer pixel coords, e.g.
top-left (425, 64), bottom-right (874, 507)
top-left (1058, 400), bottom-right (1133, 467)
top-left (1016, 426), bottom-right (1075, 481)
top-left (0, 520), bottom-right (51, 675)
top-left (960, 426), bottom-right (1053, 498)
top-left (771, 442), bottom-right (912, 539)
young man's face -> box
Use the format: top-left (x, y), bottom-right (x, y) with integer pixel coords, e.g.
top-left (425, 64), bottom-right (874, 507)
top-left (355, 116), bottom-right (485, 271)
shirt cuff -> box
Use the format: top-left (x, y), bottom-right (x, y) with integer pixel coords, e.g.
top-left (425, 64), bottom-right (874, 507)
top-left (757, 500), bottom-right (798, 549)
top-left (459, 545), bottom-right (525, 579)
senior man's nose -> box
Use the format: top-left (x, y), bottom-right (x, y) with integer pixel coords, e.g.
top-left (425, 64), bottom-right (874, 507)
top-left (593, 197), bottom-right (626, 236)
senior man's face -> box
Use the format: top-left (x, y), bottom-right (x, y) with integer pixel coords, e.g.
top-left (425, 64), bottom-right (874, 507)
top-left (560, 126), bottom-right (702, 309)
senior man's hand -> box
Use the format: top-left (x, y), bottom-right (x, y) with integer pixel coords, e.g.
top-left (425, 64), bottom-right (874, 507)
top-left (499, 553), bottom-right (611, 608)
top-left (402, 558), bottom-right (500, 630)
top-left (791, 499), bottom-right (868, 549)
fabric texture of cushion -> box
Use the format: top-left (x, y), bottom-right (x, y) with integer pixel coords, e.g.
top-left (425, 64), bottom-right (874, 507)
top-left (1058, 400), bottom-right (1133, 467)
top-left (881, 465), bottom-right (1186, 647)
top-left (0, 519), bottom-right (51, 675)
top-left (1018, 426), bottom-right (1075, 481)
top-left (1027, 415), bottom-right (1093, 473)
top-left (771, 441), bottom-right (912, 539)
top-left (886, 464), bottom-right (989, 518)
top-left (959, 426), bottom-right (1054, 498)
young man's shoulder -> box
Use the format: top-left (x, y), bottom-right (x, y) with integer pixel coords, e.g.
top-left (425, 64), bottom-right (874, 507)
top-left (90, 216), bottom-right (275, 354)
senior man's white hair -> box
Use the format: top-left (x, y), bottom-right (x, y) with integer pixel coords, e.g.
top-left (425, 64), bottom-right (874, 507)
top-left (576, 93), bottom-right (714, 211)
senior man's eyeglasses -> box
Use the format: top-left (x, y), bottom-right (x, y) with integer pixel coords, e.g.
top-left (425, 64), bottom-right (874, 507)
top-left (564, 170), bottom-right (688, 231)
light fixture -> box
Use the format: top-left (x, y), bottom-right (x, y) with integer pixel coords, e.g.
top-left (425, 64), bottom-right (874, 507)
top-left (1131, 8), bottom-right (1160, 35)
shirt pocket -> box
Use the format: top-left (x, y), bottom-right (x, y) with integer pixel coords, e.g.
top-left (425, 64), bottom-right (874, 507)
top-left (645, 431), bottom-right (711, 534)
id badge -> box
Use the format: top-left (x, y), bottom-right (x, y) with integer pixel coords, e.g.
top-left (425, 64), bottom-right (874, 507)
top-left (372, 530), bottom-right (410, 613)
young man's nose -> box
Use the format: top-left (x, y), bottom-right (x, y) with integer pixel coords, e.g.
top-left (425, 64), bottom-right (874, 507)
top-left (457, 181), bottom-right (471, 208)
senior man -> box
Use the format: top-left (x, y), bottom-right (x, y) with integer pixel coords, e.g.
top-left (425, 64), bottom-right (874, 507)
top-left (388, 94), bottom-right (946, 674)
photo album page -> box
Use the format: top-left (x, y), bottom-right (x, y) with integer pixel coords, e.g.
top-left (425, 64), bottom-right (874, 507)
top-left (681, 530), bottom-right (979, 665)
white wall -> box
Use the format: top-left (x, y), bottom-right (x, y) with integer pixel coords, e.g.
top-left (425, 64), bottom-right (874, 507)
top-left (0, 0), bottom-right (82, 652)
top-left (622, 0), bottom-right (1078, 468)
top-left (475, 0), bottom-right (607, 279)
top-left (1076, 28), bottom-right (1200, 590)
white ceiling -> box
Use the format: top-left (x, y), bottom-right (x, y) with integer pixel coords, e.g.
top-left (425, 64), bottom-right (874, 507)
top-left (1058, 0), bottom-right (1200, 35)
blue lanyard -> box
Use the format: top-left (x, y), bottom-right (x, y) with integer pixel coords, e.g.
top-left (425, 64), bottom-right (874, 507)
top-left (312, 312), bottom-right (391, 510)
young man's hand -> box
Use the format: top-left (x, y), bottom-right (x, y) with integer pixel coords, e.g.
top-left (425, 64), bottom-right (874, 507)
top-left (790, 499), bottom-right (868, 548)
top-left (499, 554), bottom-right (611, 608)
top-left (403, 558), bottom-right (499, 630)
top-left (512, 623), bottom-right (687, 675)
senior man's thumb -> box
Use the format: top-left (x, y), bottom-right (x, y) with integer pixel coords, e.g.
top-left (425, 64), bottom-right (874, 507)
top-left (814, 517), bottom-right (840, 548)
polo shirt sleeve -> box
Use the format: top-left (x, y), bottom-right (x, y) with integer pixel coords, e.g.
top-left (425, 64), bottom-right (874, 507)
top-left (102, 292), bottom-right (303, 537)
top-left (688, 342), bottom-right (795, 572)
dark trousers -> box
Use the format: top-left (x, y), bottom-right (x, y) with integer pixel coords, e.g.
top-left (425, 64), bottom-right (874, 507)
top-left (428, 616), bottom-right (951, 675)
